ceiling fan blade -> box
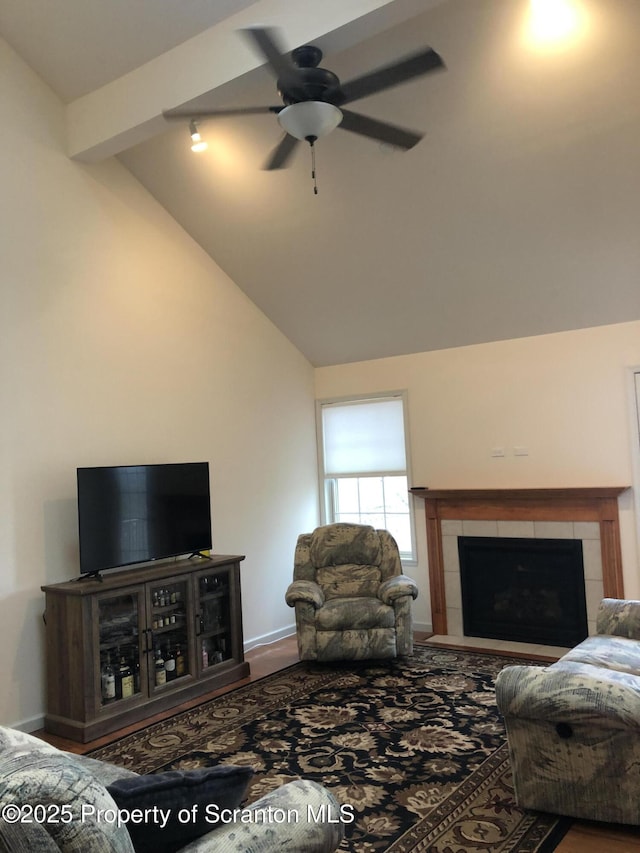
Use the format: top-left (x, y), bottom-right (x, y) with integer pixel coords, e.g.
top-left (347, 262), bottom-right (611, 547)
top-left (339, 108), bottom-right (423, 149)
top-left (163, 105), bottom-right (281, 120)
top-left (241, 27), bottom-right (302, 90)
top-left (332, 47), bottom-right (444, 106)
top-left (264, 133), bottom-right (299, 170)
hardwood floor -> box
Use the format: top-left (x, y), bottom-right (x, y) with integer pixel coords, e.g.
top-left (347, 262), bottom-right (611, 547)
top-left (36, 634), bottom-right (640, 852)
top-left (556, 822), bottom-right (640, 853)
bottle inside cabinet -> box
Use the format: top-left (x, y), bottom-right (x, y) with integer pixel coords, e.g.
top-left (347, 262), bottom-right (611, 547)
top-left (150, 578), bottom-right (191, 687)
top-left (98, 593), bottom-right (140, 706)
top-left (197, 569), bottom-right (233, 669)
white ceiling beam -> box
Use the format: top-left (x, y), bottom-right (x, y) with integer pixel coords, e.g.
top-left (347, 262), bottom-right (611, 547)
top-left (66, 0), bottom-right (446, 162)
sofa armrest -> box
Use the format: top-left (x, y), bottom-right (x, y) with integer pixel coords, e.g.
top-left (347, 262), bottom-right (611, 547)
top-left (379, 575), bottom-right (418, 605)
top-left (285, 580), bottom-right (325, 609)
top-left (0, 817), bottom-right (60, 852)
top-left (0, 735), bottom-right (135, 853)
top-left (596, 598), bottom-right (640, 639)
top-left (67, 753), bottom-right (138, 786)
top-left (178, 779), bottom-right (345, 853)
top-left (496, 661), bottom-right (640, 729)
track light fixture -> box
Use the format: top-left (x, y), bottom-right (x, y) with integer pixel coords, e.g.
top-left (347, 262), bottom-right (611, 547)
top-left (189, 120), bottom-right (208, 153)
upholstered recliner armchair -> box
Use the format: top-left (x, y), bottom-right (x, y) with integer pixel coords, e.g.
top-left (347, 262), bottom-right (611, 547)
top-left (285, 523), bottom-right (418, 661)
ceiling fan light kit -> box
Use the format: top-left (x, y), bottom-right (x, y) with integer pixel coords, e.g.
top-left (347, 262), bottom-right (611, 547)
top-left (163, 26), bottom-right (445, 183)
top-left (277, 101), bottom-right (343, 142)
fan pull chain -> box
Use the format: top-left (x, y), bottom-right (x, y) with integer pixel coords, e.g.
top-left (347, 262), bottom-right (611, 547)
top-left (310, 139), bottom-right (318, 195)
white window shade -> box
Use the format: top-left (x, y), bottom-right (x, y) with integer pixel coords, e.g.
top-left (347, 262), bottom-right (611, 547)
top-left (322, 398), bottom-right (406, 476)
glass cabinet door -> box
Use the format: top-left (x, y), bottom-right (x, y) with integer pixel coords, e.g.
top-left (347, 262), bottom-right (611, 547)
top-left (196, 568), bottom-right (233, 672)
top-left (148, 577), bottom-right (192, 691)
top-left (97, 590), bottom-right (143, 707)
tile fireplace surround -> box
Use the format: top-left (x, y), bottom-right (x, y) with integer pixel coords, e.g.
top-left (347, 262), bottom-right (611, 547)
top-left (410, 487), bottom-right (629, 641)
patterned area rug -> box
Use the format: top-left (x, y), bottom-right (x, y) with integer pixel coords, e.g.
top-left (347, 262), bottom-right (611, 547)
top-left (90, 644), bottom-right (570, 852)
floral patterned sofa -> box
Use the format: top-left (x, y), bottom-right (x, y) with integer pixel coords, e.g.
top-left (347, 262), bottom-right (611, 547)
top-left (495, 598), bottom-right (640, 824)
top-left (286, 523), bottom-right (418, 662)
top-left (0, 725), bottom-right (345, 853)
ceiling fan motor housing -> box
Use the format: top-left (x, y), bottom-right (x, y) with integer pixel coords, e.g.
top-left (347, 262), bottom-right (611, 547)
top-left (278, 45), bottom-right (341, 105)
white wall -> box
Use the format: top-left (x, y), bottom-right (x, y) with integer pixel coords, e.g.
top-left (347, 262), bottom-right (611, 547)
top-left (316, 322), bottom-right (640, 628)
top-left (0, 38), bottom-right (317, 730)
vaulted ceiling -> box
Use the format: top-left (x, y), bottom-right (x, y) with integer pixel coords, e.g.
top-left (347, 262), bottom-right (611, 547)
top-left (2, 0), bottom-right (640, 365)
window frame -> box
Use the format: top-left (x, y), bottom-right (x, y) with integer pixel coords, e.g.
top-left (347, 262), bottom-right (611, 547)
top-left (316, 390), bottom-right (417, 564)
top-left (627, 366), bottom-right (640, 566)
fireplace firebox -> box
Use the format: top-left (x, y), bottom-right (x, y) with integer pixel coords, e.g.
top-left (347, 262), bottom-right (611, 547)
top-left (458, 536), bottom-right (588, 647)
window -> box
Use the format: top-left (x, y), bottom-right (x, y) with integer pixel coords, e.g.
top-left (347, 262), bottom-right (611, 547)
top-left (317, 392), bottom-right (416, 562)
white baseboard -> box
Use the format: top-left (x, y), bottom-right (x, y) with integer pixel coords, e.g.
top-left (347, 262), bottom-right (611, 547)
top-left (244, 621), bottom-right (433, 653)
top-left (10, 714), bottom-right (45, 734)
top-left (244, 623), bottom-right (297, 653)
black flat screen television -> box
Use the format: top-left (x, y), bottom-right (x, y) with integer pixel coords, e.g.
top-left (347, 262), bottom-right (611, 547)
top-left (77, 462), bottom-right (212, 575)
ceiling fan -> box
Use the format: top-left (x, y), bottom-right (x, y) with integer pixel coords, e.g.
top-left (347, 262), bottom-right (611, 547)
top-left (163, 27), bottom-right (445, 171)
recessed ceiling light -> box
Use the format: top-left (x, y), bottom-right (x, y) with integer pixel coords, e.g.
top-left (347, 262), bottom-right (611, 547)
top-left (529, 0), bottom-right (583, 43)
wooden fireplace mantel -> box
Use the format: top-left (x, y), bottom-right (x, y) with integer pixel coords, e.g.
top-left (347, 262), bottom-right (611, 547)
top-left (410, 486), bottom-right (630, 635)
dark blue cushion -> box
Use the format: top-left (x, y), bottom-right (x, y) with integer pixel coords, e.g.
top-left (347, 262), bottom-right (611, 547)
top-left (107, 765), bottom-right (254, 853)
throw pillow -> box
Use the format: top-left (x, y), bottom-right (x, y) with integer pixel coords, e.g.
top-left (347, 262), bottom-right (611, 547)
top-left (107, 765), bottom-right (254, 853)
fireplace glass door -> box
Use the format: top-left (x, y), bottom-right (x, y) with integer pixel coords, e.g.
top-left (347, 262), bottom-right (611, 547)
top-left (458, 536), bottom-right (588, 647)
